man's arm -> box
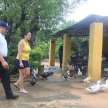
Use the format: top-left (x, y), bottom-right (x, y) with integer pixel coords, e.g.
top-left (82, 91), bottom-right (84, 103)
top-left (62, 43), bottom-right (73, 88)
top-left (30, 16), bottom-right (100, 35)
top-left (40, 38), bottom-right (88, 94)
top-left (0, 51), bottom-right (9, 69)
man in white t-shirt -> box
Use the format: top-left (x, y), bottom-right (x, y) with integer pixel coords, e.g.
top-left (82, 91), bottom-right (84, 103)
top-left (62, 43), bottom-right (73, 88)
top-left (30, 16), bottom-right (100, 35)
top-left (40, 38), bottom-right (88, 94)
top-left (0, 22), bottom-right (19, 100)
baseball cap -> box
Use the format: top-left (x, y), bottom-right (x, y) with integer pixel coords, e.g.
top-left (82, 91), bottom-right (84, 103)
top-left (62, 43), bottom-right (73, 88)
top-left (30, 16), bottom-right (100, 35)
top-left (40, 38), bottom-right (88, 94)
top-left (0, 22), bottom-right (11, 29)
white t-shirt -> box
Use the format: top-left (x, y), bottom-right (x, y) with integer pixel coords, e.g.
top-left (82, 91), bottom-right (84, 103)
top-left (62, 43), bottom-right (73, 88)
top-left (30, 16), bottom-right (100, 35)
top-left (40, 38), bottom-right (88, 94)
top-left (0, 33), bottom-right (8, 57)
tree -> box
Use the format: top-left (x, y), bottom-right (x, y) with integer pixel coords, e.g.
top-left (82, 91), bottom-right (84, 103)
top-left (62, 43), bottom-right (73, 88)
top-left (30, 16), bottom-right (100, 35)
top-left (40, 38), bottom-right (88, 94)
top-left (0, 0), bottom-right (87, 50)
top-left (0, 0), bottom-right (88, 75)
top-left (59, 20), bottom-right (76, 30)
top-left (34, 20), bottom-right (77, 59)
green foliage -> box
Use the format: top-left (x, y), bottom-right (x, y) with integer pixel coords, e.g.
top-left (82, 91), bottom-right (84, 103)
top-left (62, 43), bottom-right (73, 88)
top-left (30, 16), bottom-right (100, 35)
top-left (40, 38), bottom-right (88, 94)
top-left (59, 20), bottom-right (76, 30)
top-left (29, 52), bottom-right (42, 69)
top-left (71, 50), bottom-right (75, 56)
top-left (31, 47), bottom-right (44, 57)
top-left (30, 52), bottom-right (42, 61)
top-left (71, 37), bottom-right (89, 56)
top-left (0, 0), bottom-right (88, 72)
top-left (54, 20), bottom-right (76, 58)
top-left (7, 55), bottom-right (15, 65)
top-left (7, 51), bottom-right (42, 75)
top-left (0, 0), bottom-right (87, 46)
top-left (55, 38), bottom-right (63, 59)
top-left (11, 73), bottom-right (19, 78)
top-left (55, 20), bottom-right (89, 56)
top-left (9, 64), bottom-right (15, 70)
top-left (34, 20), bottom-right (77, 59)
top-left (7, 54), bottom-right (16, 73)
top-left (29, 58), bottom-right (41, 69)
top-left (34, 19), bottom-right (89, 58)
top-left (32, 41), bottom-right (50, 59)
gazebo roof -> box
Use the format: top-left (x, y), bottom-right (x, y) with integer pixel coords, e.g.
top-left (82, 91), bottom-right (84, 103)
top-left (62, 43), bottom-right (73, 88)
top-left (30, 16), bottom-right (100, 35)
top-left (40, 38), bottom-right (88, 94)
top-left (53, 14), bottom-right (108, 38)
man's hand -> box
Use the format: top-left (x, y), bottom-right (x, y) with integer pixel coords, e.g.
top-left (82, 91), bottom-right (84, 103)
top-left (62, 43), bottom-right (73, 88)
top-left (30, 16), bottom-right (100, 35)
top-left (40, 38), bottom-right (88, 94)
top-left (2, 61), bottom-right (9, 69)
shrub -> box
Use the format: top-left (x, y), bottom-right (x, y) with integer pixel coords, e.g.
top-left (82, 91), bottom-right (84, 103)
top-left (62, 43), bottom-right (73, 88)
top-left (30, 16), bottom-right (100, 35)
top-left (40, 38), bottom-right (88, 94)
top-left (30, 52), bottom-right (42, 61)
top-left (29, 58), bottom-right (41, 69)
top-left (7, 55), bottom-right (19, 77)
top-left (7, 51), bottom-right (42, 77)
top-left (7, 55), bottom-right (16, 73)
top-left (31, 46), bottom-right (49, 59)
top-left (29, 52), bottom-right (42, 70)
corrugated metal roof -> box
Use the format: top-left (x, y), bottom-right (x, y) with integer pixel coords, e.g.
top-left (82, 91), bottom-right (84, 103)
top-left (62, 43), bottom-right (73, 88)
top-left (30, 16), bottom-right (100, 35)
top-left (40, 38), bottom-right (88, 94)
top-left (53, 14), bottom-right (108, 38)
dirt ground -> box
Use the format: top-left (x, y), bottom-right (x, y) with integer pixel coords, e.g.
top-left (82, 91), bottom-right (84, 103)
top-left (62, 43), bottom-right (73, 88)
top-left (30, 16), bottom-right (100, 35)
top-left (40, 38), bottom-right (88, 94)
top-left (0, 59), bottom-right (108, 108)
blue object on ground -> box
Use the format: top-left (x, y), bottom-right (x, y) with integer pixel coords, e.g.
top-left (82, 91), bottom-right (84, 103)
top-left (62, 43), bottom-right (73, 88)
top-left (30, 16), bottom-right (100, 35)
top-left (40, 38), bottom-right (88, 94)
top-left (67, 59), bottom-right (79, 68)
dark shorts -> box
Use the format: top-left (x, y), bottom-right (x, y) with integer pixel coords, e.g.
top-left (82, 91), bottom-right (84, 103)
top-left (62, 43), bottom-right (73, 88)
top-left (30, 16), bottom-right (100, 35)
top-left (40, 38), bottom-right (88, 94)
top-left (15, 59), bottom-right (30, 69)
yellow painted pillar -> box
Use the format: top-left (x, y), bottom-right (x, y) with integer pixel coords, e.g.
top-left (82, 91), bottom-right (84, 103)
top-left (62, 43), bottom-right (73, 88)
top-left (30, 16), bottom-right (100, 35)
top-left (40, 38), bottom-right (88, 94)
top-left (62, 34), bottom-right (71, 71)
top-left (49, 39), bottom-right (55, 66)
top-left (88, 22), bottom-right (103, 80)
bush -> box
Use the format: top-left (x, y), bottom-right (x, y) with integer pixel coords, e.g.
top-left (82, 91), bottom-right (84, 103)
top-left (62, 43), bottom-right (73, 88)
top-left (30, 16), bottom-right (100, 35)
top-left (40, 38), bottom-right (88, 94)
top-left (31, 45), bottom-right (49, 59)
top-left (7, 55), bottom-right (16, 73)
top-left (29, 58), bottom-right (41, 69)
top-left (7, 51), bottom-right (42, 76)
top-left (30, 52), bottom-right (42, 61)
top-left (29, 52), bottom-right (42, 70)
top-left (7, 55), bottom-right (19, 77)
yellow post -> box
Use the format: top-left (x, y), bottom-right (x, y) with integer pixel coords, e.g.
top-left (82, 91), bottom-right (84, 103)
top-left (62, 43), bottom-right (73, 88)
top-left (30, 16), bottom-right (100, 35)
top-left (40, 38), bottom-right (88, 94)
top-left (62, 34), bottom-right (71, 71)
top-left (88, 22), bottom-right (103, 80)
top-left (49, 39), bottom-right (55, 66)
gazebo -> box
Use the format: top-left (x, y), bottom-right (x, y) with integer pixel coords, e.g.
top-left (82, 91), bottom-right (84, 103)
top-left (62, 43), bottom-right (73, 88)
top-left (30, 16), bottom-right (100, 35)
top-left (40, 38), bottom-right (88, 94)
top-left (49, 14), bottom-right (108, 80)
